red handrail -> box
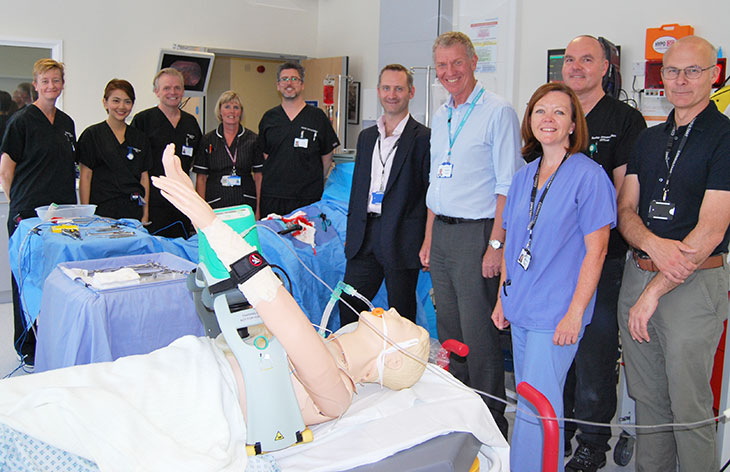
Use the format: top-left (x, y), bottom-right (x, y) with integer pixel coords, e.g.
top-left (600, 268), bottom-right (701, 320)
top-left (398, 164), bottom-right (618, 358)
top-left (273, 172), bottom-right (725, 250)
top-left (516, 381), bottom-right (559, 472)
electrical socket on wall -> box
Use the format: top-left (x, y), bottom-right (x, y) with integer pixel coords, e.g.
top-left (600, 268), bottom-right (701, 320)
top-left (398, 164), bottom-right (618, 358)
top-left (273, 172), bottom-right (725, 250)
top-left (632, 61), bottom-right (645, 76)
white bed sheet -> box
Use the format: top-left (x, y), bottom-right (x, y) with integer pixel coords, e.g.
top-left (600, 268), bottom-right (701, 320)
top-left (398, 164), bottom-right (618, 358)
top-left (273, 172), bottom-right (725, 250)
top-left (272, 365), bottom-right (510, 471)
top-left (0, 336), bottom-right (509, 472)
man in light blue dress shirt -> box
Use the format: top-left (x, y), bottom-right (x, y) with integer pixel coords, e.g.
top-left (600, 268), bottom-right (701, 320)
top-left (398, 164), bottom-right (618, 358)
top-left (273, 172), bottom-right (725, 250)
top-left (420, 31), bottom-right (523, 438)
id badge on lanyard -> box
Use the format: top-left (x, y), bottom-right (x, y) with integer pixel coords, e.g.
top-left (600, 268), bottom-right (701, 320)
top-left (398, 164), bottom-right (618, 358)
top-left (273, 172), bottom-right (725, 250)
top-left (441, 87), bottom-right (484, 180)
top-left (649, 118), bottom-right (695, 222)
top-left (437, 162), bottom-right (453, 178)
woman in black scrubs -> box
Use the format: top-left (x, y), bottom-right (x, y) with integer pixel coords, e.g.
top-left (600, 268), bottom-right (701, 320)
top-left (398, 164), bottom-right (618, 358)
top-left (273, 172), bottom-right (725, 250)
top-left (0, 59), bottom-right (77, 364)
top-left (193, 91), bottom-right (263, 217)
top-left (78, 79), bottom-right (152, 221)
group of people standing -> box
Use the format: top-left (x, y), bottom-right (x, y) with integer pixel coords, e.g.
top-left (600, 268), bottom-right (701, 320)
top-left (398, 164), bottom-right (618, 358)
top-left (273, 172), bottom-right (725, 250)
top-left (340, 31), bottom-right (730, 472)
top-left (1, 28), bottom-right (727, 472)
top-left (0, 60), bottom-right (340, 368)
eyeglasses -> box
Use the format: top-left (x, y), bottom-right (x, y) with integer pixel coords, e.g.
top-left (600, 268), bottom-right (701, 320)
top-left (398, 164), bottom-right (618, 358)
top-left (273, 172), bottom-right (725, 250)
top-left (278, 76), bottom-right (302, 83)
top-left (660, 65), bottom-right (715, 80)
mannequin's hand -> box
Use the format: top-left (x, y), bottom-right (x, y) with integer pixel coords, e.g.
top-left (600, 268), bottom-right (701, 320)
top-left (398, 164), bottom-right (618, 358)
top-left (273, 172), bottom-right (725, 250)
top-left (151, 144), bottom-right (215, 229)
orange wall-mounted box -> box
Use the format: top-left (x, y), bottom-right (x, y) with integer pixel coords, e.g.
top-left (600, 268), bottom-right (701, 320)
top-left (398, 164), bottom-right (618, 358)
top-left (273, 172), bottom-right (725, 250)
top-left (646, 24), bottom-right (694, 60)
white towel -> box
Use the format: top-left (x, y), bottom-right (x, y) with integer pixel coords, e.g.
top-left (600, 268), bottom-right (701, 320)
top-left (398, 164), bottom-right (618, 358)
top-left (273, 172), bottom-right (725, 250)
top-left (0, 336), bottom-right (247, 472)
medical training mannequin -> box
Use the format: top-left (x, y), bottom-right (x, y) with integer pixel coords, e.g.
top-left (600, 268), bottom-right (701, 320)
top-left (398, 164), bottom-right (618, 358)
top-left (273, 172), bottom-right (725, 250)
top-left (0, 144), bottom-right (431, 472)
top-left (152, 143), bottom-right (430, 424)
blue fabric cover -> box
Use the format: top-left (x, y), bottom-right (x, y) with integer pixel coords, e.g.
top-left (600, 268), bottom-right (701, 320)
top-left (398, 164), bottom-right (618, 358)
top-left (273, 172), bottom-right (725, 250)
top-left (8, 218), bottom-right (198, 326)
top-left (35, 252), bottom-right (203, 373)
top-left (8, 163), bottom-right (437, 344)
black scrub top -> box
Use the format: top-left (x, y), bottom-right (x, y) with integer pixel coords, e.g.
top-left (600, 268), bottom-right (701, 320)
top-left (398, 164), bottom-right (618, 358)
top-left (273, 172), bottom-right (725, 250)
top-left (193, 124), bottom-right (263, 209)
top-left (584, 95), bottom-right (646, 259)
top-left (0, 104), bottom-right (77, 217)
top-left (77, 121), bottom-right (153, 215)
top-left (257, 104), bottom-right (339, 201)
top-left (130, 107), bottom-right (201, 237)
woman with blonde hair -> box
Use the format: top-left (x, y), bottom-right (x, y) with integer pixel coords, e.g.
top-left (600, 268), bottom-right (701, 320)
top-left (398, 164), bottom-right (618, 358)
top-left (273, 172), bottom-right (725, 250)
top-left (194, 91), bottom-right (263, 217)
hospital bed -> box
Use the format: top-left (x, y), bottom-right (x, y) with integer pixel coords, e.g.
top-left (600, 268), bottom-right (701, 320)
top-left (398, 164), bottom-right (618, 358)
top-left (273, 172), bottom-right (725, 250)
top-left (0, 335), bottom-right (509, 472)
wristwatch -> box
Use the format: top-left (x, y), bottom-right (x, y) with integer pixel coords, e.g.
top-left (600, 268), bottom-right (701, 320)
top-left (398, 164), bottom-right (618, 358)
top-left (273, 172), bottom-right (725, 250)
top-left (488, 239), bottom-right (504, 250)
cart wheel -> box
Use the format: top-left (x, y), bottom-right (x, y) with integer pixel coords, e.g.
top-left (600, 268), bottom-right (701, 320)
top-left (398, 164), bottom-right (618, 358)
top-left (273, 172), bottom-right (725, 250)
top-left (613, 432), bottom-right (635, 466)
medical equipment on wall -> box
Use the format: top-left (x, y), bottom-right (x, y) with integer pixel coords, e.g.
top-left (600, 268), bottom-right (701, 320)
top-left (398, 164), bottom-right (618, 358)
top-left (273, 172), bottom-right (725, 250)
top-left (598, 37), bottom-right (622, 99)
top-left (324, 73), bottom-right (350, 150)
top-left (187, 204), bottom-right (312, 456)
top-left (712, 81), bottom-right (730, 118)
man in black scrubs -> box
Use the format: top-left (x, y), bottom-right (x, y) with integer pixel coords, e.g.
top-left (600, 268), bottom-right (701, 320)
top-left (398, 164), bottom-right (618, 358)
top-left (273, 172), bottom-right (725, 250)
top-left (0, 59), bottom-right (77, 365)
top-left (560, 35), bottom-right (646, 472)
top-left (257, 62), bottom-right (339, 217)
top-left (131, 68), bottom-right (201, 238)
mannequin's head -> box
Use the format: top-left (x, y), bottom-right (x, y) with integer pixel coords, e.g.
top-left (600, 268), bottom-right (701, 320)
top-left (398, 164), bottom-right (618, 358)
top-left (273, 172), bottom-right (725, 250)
top-left (355, 308), bottom-right (430, 390)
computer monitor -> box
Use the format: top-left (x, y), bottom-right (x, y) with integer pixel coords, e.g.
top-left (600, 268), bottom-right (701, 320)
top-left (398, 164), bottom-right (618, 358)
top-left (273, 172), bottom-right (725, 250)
top-left (157, 49), bottom-right (215, 97)
top-left (547, 48), bottom-right (565, 83)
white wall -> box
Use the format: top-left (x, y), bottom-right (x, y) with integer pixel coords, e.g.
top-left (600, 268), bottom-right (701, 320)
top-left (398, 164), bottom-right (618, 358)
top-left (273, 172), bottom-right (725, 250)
top-left (1, 0), bottom-right (321, 132)
top-left (5, 0), bottom-right (725, 133)
top-left (316, 0), bottom-right (380, 148)
top-left (514, 1), bottom-right (729, 116)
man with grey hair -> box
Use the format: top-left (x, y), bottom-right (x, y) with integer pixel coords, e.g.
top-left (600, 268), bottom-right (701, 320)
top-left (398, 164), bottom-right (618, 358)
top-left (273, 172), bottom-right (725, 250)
top-left (257, 62), bottom-right (339, 217)
top-left (131, 67), bottom-right (201, 238)
top-left (339, 64), bottom-right (430, 326)
top-left (560, 35), bottom-right (646, 472)
top-left (617, 35), bottom-right (730, 471)
top-left (421, 31), bottom-right (522, 438)
top-left (12, 82), bottom-right (35, 111)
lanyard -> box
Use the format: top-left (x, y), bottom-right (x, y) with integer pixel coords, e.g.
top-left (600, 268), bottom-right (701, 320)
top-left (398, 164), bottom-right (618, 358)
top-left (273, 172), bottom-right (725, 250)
top-left (661, 117), bottom-right (695, 201)
top-left (223, 141), bottom-right (238, 175)
top-left (446, 87), bottom-right (484, 161)
top-left (376, 135), bottom-right (400, 192)
top-left (525, 152), bottom-right (569, 250)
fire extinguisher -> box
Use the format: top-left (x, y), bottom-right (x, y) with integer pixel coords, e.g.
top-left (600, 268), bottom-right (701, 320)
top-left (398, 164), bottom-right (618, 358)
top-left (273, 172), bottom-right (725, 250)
top-left (323, 78), bottom-right (335, 123)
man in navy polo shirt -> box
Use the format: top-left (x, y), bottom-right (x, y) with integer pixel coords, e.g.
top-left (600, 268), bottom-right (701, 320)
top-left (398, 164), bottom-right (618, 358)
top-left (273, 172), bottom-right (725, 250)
top-left (617, 35), bottom-right (730, 472)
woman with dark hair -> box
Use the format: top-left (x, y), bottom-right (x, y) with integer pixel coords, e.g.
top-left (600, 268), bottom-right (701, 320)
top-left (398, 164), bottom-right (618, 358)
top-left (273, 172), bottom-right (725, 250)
top-left (78, 79), bottom-right (152, 221)
top-left (193, 90), bottom-right (263, 216)
top-left (491, 82), bottom-right (616, 471)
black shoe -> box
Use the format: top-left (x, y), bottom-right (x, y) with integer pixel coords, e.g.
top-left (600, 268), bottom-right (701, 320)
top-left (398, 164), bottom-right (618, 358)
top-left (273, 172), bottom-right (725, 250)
top-left (566, 445), bottom-right (607, 472)
top-left (565, 439), bottom-right (573, 458)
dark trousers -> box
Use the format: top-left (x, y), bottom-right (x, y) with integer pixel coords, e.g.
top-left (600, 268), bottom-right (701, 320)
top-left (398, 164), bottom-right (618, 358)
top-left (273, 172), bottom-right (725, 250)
top-left (260, 196), bottom-right (318, 219)
top-left (429, 217), bottom-right (508, 438)
top-left (147, 204), bottom-right (192, 239)
top-left (7, 215), bottom-right (36, 361)
top-left (564, 256), bottom-right (624, 451)
top-left (96, 197), bottom-right (143, 221)
top-left (339, 215), bottom-right (419, 326)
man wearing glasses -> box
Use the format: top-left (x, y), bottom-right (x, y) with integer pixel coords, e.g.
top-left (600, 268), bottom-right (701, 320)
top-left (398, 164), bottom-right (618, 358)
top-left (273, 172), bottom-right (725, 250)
top-left (257, 62), bottom-right (339, 217)
top-left (617, 35), bottom-right (730, 472)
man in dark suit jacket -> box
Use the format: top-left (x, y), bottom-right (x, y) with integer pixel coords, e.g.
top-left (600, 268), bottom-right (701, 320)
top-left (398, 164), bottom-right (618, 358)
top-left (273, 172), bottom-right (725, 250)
top-left (339, 64), bottom-right (431, 325)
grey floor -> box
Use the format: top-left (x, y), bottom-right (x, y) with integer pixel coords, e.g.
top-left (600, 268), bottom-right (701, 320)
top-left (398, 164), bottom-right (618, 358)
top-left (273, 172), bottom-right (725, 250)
top-left (0, 301), bottom-right (634, 470)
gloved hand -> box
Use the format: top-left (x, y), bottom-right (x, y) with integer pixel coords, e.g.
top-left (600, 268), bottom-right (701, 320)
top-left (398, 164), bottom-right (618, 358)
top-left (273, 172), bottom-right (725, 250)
top-left (151, 144), bottom-right (216, 230)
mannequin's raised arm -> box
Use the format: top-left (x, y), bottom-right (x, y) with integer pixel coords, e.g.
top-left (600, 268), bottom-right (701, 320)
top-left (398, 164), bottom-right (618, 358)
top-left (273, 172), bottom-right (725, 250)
top-left (152, 144), bottom-right (352, 417)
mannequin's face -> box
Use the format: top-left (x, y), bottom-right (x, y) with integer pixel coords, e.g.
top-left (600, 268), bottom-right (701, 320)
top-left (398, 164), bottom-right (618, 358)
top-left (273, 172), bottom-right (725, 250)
top-left (356, 308), bottom-right (419, 342)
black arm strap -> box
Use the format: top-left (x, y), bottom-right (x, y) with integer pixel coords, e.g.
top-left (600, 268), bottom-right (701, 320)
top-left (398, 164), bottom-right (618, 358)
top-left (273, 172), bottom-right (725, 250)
top-left (208, 251), bottom-right (269, 295)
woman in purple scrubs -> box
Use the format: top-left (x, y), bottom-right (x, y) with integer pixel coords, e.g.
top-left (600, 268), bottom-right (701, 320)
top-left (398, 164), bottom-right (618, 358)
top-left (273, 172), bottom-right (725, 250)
top-left (492, 82), bottom-right (616, 472)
